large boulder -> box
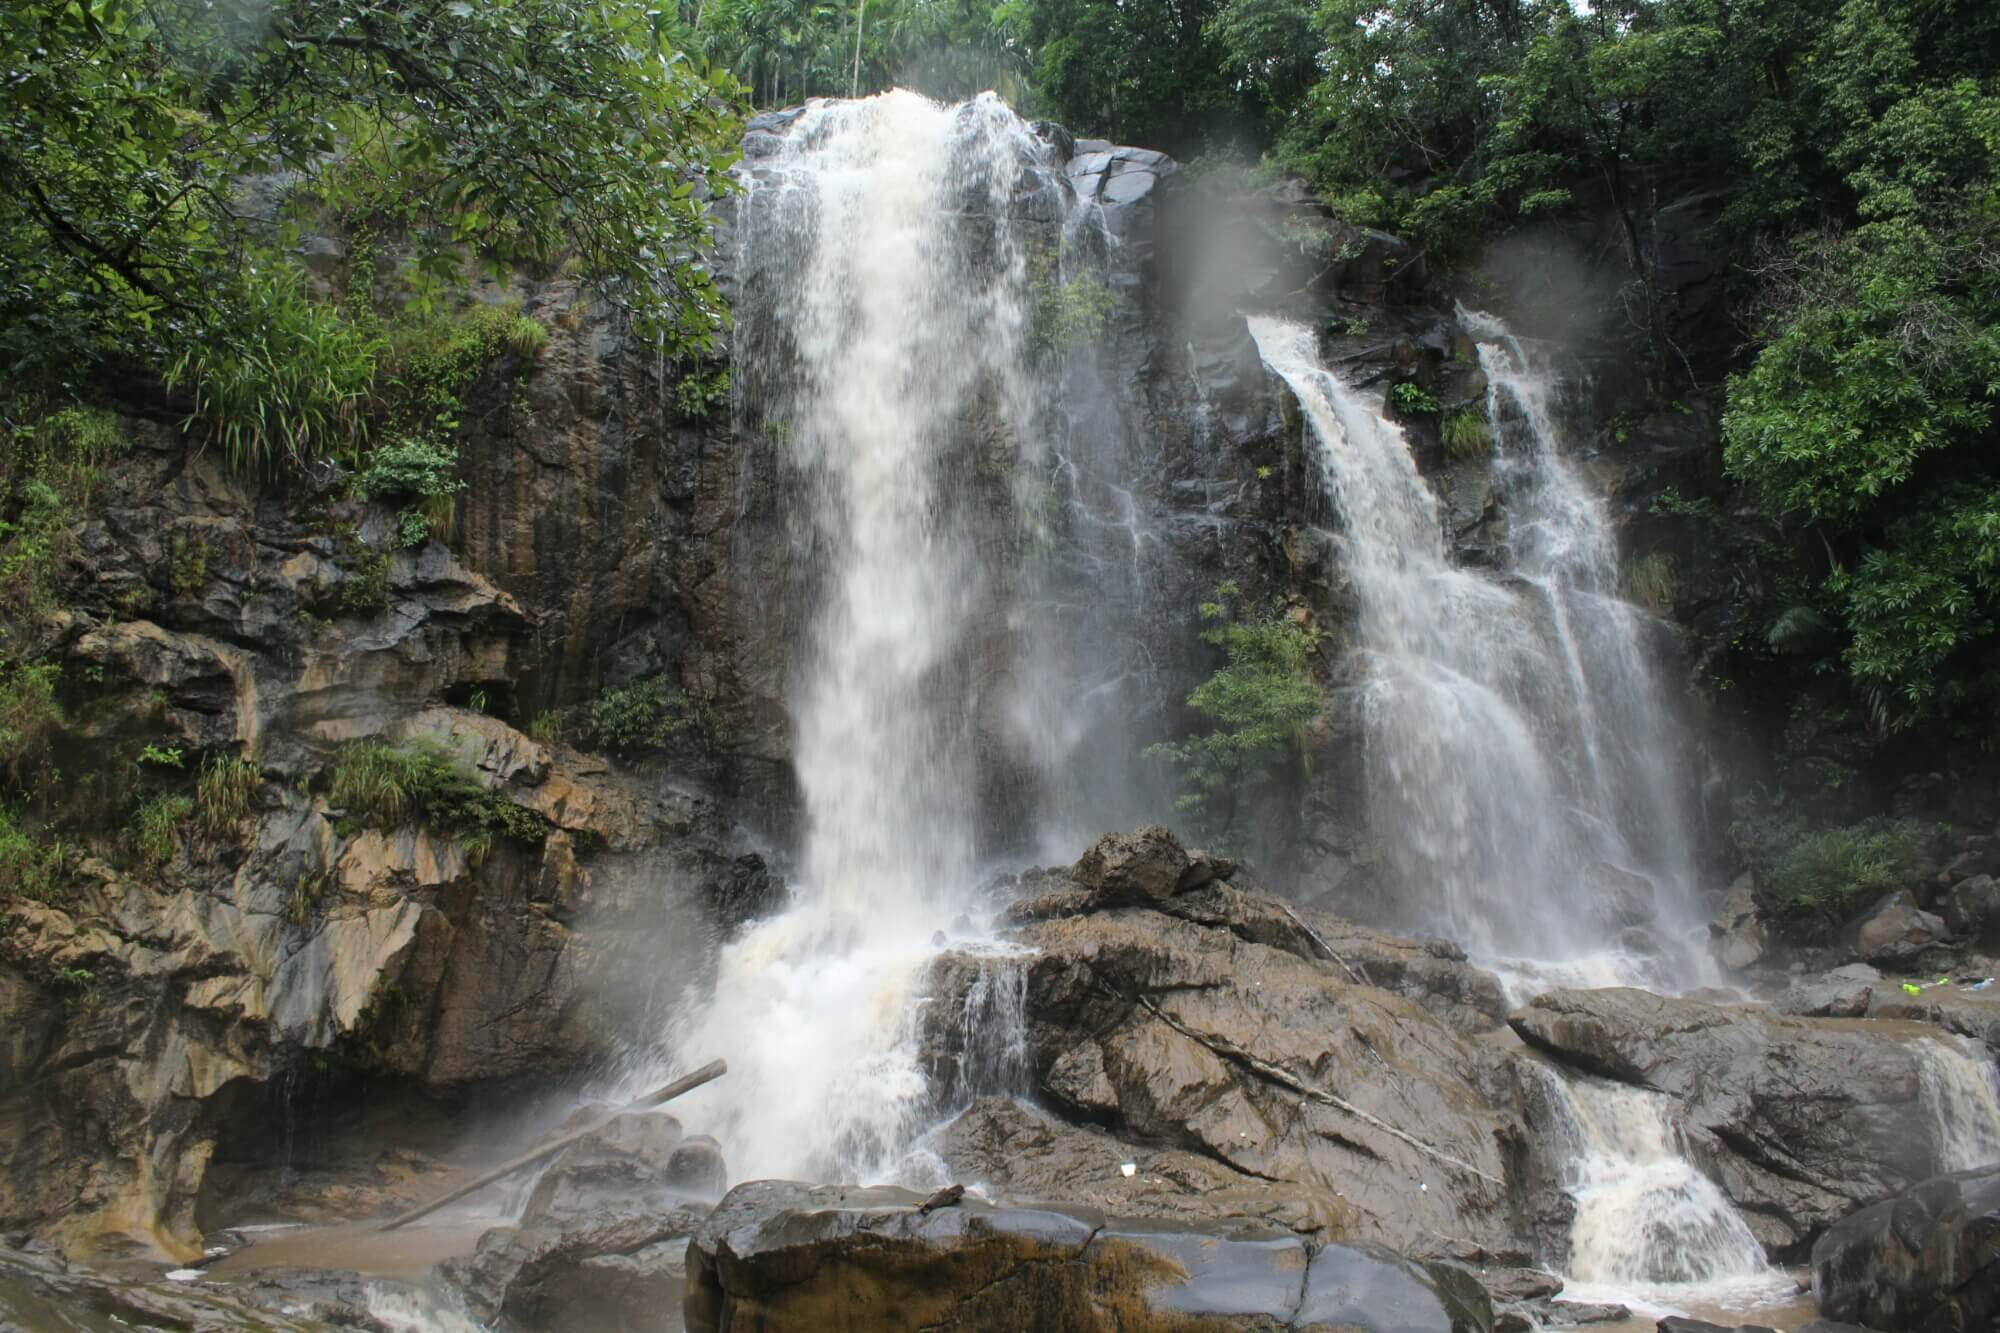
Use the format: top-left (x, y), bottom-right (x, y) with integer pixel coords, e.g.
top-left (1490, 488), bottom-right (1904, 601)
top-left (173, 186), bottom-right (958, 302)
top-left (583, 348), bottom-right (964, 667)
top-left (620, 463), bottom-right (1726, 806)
top-left (924, 829), bottom-right (1519, 1257)
top-left (1945, 875), bottom-right (2000, 948)
top-left (1856, 893), bottom-right (1947, 970)
top-left (1812, 1168), bottom-right (2000, 1332)
top-left (1775, 964), bottom-right (1881, 1019)
top-left (445, 1111), bottom-right (723, 1331)
top-left (1511, 988), bottom-right (1998, 1257)
top-left (684, 1180), bottom-right (1493, 1333)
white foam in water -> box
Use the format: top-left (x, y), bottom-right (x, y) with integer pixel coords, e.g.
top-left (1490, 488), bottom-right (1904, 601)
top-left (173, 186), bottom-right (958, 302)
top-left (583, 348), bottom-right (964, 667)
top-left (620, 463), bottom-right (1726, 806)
top-left (1528, 1063), bottom-right (1792, 1315)
top-left (364, 1283), bottom-right (485, 1332)
top-left (1245, 315), bottom-right (1711, 990)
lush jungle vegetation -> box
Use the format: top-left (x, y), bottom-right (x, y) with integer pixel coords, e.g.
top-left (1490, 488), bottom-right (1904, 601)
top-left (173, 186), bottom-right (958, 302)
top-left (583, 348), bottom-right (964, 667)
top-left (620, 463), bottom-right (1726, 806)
top-left (3, 0), bottom-right (1996, 814)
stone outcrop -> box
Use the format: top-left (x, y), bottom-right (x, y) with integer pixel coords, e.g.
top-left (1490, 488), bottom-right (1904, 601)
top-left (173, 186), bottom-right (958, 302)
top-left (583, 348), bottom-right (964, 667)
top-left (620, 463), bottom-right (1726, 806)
top-left (684, 1179), bottom-right (1494, 1333)
top-left (1511, 987), bottom-right (1989, 1258)
top-left (923, 827), bottom-right (1519, 1258)
top-left (443, 1108), bottom-right (725, 1331)
top-left (1855, 893), bottom-right (1948, 969)
top-left (1812, 1167), bottom-right (2000, 1332)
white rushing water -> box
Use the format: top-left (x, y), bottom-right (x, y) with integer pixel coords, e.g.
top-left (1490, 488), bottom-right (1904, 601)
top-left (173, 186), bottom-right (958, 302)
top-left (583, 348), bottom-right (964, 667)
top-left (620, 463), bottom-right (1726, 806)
top-left (643, 92), bottom-right (1056, 1182)
top-left (1920, 1038), bottom-right (2000, 1170)
top-left (1245, 315), bottom-right (1707, 991)
top-left (1528, 1063), bottom-right (1780, 1308)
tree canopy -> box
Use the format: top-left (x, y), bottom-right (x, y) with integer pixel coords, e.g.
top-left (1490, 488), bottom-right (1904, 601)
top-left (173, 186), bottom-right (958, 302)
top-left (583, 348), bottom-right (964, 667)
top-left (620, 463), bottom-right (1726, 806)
top-left (1, 0), bottom-right (742, 414)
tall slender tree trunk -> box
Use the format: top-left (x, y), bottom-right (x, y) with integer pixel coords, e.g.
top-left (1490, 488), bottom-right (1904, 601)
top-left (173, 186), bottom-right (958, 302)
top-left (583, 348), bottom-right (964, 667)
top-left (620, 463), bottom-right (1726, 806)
top-left (851, 0), bottom-right (866, 97)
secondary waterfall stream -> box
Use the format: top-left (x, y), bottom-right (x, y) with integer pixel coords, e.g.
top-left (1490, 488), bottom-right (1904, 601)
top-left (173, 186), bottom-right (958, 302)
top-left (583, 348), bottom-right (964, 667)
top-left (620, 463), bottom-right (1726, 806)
top-left (1245, 315), bottom-right (1705, 990)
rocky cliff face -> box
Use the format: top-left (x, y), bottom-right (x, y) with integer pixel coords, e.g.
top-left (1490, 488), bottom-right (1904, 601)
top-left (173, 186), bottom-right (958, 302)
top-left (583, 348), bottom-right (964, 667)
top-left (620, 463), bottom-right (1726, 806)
top-left (0, 120), bottom-right (1375, 1261)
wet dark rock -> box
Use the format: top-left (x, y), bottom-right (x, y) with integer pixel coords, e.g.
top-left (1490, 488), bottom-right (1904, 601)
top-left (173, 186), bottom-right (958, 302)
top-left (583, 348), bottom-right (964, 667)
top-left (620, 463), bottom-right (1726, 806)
top-left (1511, 988), bottom-right (1982, 1258)
top-left (450, 1203), bottom-right (711, 1333)
top-left (1811, 1167), bottom-right (2000, 1333)
top-left (710, 852), bottom-right (787, 933)
top-left (0, 1239), bottom-right (449, 1329)
top-left (1856, 893), bottom-right (1947, 969)
top-left (519, 1111), bottom-right (722, 1227)
top-left (1945, 875), bottom-right (2000, 947)
top-left (684, 1179), bottom-right (1493, 1332)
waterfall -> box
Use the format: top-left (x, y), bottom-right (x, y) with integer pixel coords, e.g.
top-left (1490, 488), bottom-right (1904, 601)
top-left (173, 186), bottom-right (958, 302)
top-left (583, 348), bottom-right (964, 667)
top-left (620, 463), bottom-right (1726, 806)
top-left (1244, 315), bottom-right (1704, 987)
top-left (644, 92), bottom-right (1059, 1182)
top-left (1526, 1063), bottom-right (1777, 1299)
top-left (1919, 1039), bottom-right (2000, 1171)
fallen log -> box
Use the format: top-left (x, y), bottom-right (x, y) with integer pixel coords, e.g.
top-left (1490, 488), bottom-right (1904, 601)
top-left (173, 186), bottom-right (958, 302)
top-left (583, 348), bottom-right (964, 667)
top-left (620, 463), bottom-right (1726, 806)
top-left (378, 1058), bottom-right (727, 1232)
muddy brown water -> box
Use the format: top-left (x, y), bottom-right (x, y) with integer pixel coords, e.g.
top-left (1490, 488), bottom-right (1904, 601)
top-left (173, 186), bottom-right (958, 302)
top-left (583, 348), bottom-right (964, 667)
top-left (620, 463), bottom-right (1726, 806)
top-left (203, 1216), bottom-right (499, 1283)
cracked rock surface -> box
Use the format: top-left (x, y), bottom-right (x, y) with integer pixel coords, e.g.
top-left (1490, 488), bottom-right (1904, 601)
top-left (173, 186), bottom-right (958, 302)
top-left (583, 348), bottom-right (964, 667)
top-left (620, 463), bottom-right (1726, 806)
top-left (921, 826), bottom-right (1521, 1259)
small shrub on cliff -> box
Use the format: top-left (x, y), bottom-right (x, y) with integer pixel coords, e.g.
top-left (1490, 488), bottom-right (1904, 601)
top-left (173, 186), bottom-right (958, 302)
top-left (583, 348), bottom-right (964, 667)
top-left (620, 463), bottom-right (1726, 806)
top-left (167, 268), bottom-right (387, 472)
top-left (196, 753), bottom-right (260, 834)
top-left (0, 807), bottom-right (70, 903)
top-left (380, 303), bottom-right (550, 438)
top-left (327, 739), bottom-right (546, 855)
top-left (1733, 813), bottom-right (1925, 929)
top-left (1441, 408), bottom-right (1489, 460)
top-left (1145, 583), bottom-right (1323, 851)
top-left (587, 676), bottom-right (690, 755)
top-left (0, 661), bottom-right (60, 795)
top-left (1390, 382), bottom-right (1441, 416)
top-left (1622, 554), bottom-right (1677, 617)
top-left (330, 740), bottom-right (471, 826)
top-left (1026, 246), bottom-right (1116, 359)
top-left (360, 435), bottom-right (464, 548)
top-left (133, 794), bottom-right (193, 869)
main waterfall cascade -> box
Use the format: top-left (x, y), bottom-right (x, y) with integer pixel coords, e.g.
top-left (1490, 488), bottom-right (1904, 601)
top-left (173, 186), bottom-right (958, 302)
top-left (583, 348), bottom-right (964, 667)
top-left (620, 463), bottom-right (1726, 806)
top-left (1245, 315), bottom-right (1707, 990)
top-left (637, 92), bottom-right (1105, 1182)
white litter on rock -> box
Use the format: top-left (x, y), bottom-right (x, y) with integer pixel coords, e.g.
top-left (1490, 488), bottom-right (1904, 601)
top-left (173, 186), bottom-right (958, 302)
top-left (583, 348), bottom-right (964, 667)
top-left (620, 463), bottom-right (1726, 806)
top-left (165, 1268), bottom-right (204, 1282)
top-left (1119, 1162), bottom-right (1136, 1178)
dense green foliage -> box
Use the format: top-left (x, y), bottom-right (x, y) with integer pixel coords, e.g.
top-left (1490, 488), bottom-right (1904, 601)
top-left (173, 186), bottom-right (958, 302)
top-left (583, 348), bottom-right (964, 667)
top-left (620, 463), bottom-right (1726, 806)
top-left (1732, 812), bottom-right (1926, 930)
top-left (328, 738), bottom-right (546, 857)
top-left (587, 675), bottom-right (693, 755)
top-left (2, 0), bottom-right (741, 419)
top-left (1146, 584), bottom-right (1322, 849)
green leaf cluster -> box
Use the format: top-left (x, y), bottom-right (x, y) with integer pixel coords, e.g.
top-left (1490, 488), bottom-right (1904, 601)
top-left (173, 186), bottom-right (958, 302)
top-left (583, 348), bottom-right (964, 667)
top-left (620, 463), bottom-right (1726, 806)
top-left (2, 0), bottom-right (742, 416)
top-left (1145, 583), bottom-right (1321, 850)
top-left (587, 675), bottom-right (692, 755)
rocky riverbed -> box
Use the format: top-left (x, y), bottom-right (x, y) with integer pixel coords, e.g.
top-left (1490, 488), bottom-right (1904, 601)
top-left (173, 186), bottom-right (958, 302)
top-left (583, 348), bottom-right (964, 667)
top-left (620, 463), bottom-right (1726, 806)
top-left (9, 825), bottom-right (2000, 1332)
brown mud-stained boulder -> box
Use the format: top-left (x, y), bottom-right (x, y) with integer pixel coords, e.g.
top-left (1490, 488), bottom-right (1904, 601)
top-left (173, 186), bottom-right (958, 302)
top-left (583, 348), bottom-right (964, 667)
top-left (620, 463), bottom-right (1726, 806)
top-left (684, 1179), bottom-right (1493, 1332)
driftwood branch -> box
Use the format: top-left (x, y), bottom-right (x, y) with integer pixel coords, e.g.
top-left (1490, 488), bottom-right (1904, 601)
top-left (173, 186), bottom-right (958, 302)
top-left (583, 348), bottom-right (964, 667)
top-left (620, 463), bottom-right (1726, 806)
top-left (1275, 901), bottom-right (1370, 987)
top-left (379, 1058), bottom-right (727, 1232)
